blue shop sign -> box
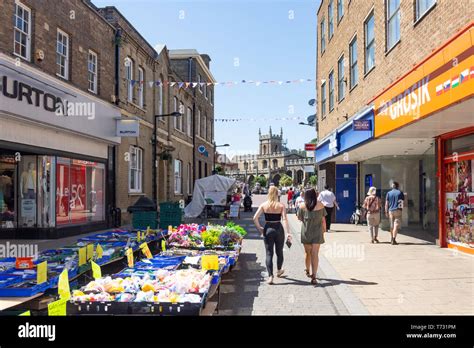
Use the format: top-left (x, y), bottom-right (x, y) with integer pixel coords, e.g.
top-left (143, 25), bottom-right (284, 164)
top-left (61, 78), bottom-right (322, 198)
top-left (316, 108), bottom-right (374, 164)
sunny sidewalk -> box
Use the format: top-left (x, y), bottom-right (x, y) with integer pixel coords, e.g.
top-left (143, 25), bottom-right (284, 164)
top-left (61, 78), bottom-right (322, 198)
top-left (288, 215), bottom-right (474, 315)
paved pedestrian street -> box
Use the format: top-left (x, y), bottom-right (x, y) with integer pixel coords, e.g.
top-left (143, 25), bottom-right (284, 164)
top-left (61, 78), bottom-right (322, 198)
top-left (217, 194), bottom-right (474, 315)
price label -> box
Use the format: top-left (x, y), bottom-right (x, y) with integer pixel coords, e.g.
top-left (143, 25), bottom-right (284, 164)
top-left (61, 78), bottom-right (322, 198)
top-left (78, 247), bottom-right (86, 266)
top-left (48, 297), bottom-right (67, 316)
top-left (161, 240), bottom-right (166, 252)
top-left (125, 248), bottom-right (134, 267)
top-left (146, 226), bottom-right (151, 235)
top-left (91, 260), bottom-right (102, 279)
top-left (37, 261), bottom-right (47, 284)
top-left (96, 244), bottom-right (103, 259)
top-left (140, 242), bottom-right (152, 259)
top-left (19, 311), bottom-right (31, 316)
top-left (137, 231), bottom-right (141, 243)
top-left (201, 255), bottom-right (219, 271)
top-left (58, 268), bottom-right (70, 300)
top-left (86, 244), bottom-right (94, 261)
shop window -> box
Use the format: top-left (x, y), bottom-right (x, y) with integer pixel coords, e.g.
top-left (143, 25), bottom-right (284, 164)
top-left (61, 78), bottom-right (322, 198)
top-left (174, 159), bottom-right (182, 194)
top-left (38, 156), bottom-right (55, 228)
top-left (13, 1), bottom-right (31, 61)
top-left (56, 158), bottom-right (105, 226)
top-left (386, 0), bottom-right (401, 51)
top-left (56, 29), bottom-right (69, 79)
top-left (0, 155), bottom-right (17, 228)
top-left (19, 156), bottom-right (37, 227)
top-left (444, 134), bottom-right (474, 155)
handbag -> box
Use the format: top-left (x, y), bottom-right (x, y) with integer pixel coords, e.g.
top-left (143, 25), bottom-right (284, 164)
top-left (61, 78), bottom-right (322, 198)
top-left (285, 236), bottom-right (292, 248)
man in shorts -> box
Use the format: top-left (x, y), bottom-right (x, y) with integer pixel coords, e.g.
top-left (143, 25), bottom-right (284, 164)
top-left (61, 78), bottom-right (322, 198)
top-left (385, 181), bottom-right (405, 245)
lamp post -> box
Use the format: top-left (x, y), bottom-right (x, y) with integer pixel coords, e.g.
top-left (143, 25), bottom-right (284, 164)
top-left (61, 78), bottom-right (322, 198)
top-left (213, 143), bottom-right (230, 172)
top-left (152, 112), bottom-right (182, 205)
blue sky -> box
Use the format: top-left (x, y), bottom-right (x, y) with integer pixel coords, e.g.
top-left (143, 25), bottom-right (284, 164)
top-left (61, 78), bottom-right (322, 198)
top-left (93, 0), bottom-right (320, 157)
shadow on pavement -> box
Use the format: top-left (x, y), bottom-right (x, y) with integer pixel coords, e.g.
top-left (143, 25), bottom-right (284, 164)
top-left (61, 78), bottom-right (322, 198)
top-left (217, 252), bottom-right (266, 315)
top-left (316, 277), bottom-right (378, 288)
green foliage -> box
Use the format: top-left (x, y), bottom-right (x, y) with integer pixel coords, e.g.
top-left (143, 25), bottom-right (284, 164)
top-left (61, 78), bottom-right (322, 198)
top-left (225, 222), bottom-right (247, 237)
top-left (256, 176), bottom-right (267, 187)
top-left (308, 175), bottom-right (318, 186)
top-left (279, 174), bottom-right (293, 187)
top-left (201, 229), bottom-right (221, 247)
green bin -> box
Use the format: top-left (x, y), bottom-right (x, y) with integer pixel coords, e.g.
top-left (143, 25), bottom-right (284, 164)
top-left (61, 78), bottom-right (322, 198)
top-left (159, 202), bottom-right (183, 229)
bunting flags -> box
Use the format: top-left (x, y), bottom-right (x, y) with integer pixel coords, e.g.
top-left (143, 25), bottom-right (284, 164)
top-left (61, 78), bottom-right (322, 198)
top-left (214, 116), bottom-right (306, 122)
top-left (123, 77), bottom-right (314, 89)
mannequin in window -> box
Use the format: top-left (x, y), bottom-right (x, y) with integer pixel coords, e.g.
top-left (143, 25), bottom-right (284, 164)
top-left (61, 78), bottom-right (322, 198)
top-left (21, 162), bottom-right (36, 199)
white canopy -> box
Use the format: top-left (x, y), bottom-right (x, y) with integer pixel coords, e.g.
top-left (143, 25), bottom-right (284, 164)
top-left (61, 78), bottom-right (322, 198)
top-left (184, 174), bottom-right (236, 218)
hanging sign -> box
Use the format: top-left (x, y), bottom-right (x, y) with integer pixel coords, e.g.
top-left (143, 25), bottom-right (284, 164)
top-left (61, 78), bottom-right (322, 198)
top-left (198, 145), bottom-right (206, 154)
top-left (116, 118), bottom-right (140, 137)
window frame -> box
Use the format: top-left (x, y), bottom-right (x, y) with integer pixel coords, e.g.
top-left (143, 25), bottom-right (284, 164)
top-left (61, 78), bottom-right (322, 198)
top-left (187, 107), bottom-right (192, 137)
top-left (56, 29), bottom-right (70, 80)
top-left (126, 57), bottom-right (134, 103)
top-left (337, 0), bottom-right (344, 23)
top-left (178, 101), bottom-right (184, 131)
top-left (320, 19), bottom-right (326, 55)
top-left (174, 159), bottom-right (183, 195)
top-left (13, 1), bottom-right (32, 61)
top-left (173, 96), bottom-right (179, 129)
top-left (87, 50), bottom-right (98, 94)
top-left (328, 0), bottom-right (334, 40)
top-left (137, 67), bottom-right (144, 108)
top-left (328, 70), bottom-right (335, 112)
top-left (128, 146), bottom-right (143, 193)
top-left (414, 0), bottom-right (436, 23)
top-left (337, 54), bottom-right (345, 102)
top-left (386, 0), bottom-right (401, 53)
top-left (321, 81), bottom-right (327, 119)
top-left (349, 35), bottom-right (358, 90)
top-left (364, 10), bottom-right (376, 75)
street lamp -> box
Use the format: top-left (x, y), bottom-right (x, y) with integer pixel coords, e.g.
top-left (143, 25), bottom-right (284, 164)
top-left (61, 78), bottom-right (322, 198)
top-left (152, 112), bottom-right (182, 205)
top-left (213, 143), bottom-right (230, 172)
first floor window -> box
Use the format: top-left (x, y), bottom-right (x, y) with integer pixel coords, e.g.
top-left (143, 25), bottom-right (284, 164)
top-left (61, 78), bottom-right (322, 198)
top-left (129, 146), bottom-right (143, 193)
top-left (338, 55), bottom-right (345, 102)
top-left (14, 1), bottom-right (31, 60)
top-left (365, 11), bottom-right (375, 73)
top-left (349, 36), bottom-right (358, 88)
top-left (174, 159), bottom-right (182, 194)
top-left (88, 50), bottom-right (98, 94)
top-left (138, 67), bottom-right (144, 108)
top-left (328, 70), bottom-right (334, 111)
top-left (56, 29), bottom-right (69, 79)
top-left (321, 82), bottom-right (326, 117)
top-left (386, 0), bottom-right (401, 51)
top-left (126, 57), bottom-right (134, 102)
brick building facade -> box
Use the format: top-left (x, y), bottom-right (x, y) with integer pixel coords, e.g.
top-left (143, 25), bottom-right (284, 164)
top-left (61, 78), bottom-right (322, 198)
top-left (315, 0), bottom-right (473, 251)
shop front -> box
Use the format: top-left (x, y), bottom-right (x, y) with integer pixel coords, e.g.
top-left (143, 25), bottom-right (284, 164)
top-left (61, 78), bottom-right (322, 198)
top-left (0, 53), bottom-right (120, 239)
top-left (365, 22), bottom-right (474, 251)
top-left (316, 106), bottom-right (374, 222)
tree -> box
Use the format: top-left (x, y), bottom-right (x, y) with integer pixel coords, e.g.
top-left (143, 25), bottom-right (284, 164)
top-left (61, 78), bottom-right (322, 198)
top-left (308, 175), bottom-right (318, 187)
top-left (256, 176), bottom-right (267, 187)
top-left (279, 174), bottom-right (293, 187)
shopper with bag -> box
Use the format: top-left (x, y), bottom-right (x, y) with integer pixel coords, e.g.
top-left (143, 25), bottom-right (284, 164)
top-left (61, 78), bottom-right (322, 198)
top-left (253, 186), bottom-right (292, 285)
top-left (297, 188), bottom-right (327, 285)
top-left (362, 186), bottom-right (381, 243)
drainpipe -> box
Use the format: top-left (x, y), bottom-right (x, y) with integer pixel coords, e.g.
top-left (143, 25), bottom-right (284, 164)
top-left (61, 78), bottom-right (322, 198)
top-left (114, 28), bottom-right (122, 105)
top-left (189, 57), bottom-right (196, 185)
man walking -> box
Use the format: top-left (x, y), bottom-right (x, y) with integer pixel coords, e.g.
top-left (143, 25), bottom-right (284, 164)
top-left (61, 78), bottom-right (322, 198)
top-left (318, 185), bottom-right (339, 232)
top-left (385, 181), bottom-right (405, 245)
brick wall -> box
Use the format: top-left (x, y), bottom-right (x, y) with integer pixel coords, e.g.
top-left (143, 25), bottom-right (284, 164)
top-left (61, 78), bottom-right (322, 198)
top-left (0, 0), bottom-right (115, 102)
top-left (316, 0), bottom-right (472, 140)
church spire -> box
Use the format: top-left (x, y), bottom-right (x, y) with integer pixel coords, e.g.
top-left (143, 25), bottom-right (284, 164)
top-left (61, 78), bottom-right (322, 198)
top-left (280, 127), bottom-right (283, 138)
top-left (269, 126), bottom-right (272, 136)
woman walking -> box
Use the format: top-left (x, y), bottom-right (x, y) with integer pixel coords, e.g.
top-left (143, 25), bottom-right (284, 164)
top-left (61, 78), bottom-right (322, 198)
top-left (362, 186), bottom-right (381, 243)
top-left (253, 186), bottom-right (292, 284)
top-left (297, 188), bottom-right (326, 285)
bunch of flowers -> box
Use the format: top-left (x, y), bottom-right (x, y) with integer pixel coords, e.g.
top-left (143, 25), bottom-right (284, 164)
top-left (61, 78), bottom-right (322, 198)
top-left (167, 224), bottom-right (206, 248)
